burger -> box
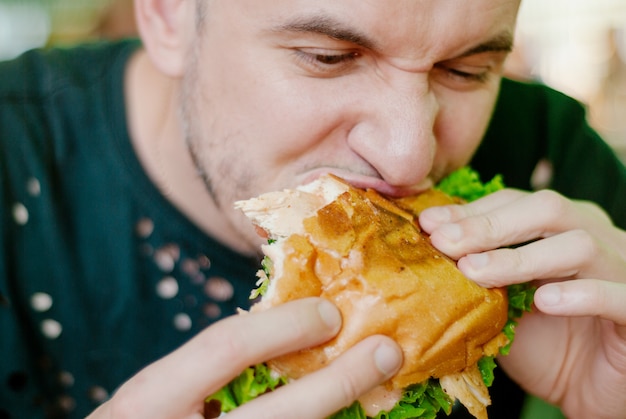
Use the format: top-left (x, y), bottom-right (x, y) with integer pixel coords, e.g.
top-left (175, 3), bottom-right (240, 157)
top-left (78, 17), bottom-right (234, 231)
top-left (206, 168), bottom-right (534, 419)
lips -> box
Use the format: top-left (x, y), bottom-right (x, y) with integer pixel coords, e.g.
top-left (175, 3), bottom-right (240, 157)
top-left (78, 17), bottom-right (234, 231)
top-left (300, 168), bottom-right (435, 198)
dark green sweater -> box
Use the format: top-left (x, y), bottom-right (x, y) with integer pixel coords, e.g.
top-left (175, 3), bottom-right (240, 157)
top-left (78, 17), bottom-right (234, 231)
top-left (0, 40), bottom-right (259, 418)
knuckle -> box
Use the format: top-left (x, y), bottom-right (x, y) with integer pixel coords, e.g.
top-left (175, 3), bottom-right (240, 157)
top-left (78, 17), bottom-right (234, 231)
top-left (593, 283), bottom-right (609, 314)
top-left (534, 189), bottom-right (569, 220)
top-left (203, 321), bottom-right (251, 366)
top-left (509, 247), bottom-right (536, 278)
top-left (476, 213), bottom-right (504, 243)
top-left (337, 373), bottom-right (362, 405)
top-left (570, 229), bottom-right (600, 261)
top-left (272, 301), bottom-right (322, 343)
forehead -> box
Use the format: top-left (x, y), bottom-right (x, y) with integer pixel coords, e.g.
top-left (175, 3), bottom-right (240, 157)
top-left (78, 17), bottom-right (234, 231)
top-left (206, 0), bottom-right (521, 60)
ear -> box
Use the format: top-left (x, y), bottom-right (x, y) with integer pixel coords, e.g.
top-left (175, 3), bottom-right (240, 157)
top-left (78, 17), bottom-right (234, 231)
top-left (134, 0), bottom-right (193, 77)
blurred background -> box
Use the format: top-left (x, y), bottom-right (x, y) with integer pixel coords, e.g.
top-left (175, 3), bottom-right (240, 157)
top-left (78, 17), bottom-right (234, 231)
top-left (0, 0), bottom-right (134, 59)
top-left (510, 0), bottom-right (626, 163)
top-left (1, 0), bottom-right (625, 162)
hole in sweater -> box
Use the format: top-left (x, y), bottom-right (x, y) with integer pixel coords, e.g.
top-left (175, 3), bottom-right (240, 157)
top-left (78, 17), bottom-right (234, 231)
top-left (135, 218), bottom-right (154, 238)
top-left (26, 178), bottom-right (41, 197)
top-left (173, 313), bottom-right (192, 331)
top-left (204, 277), bottom-right (234, 302)
top-left (154, 244), bottom-right (180, 273)
top-left (41, 319), bottom-right (62, 339)
top-left (12, 203), bottom-right (29, 225)
top-left (89, 386), bottom-right (109, 403)
top-left (57, 395), bottom-right (76, 413)
top-left (30, 293), bottom-right (53, 312)
top-left (58, 371), bottom-right (74, 388)
top-left (203, 303), bottom-right (222, 319)
top-left (156, 277), bottom-right (179, 299)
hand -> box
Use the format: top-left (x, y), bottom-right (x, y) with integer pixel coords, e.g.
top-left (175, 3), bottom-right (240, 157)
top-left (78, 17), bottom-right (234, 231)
top-left (419, 189), bottom-right (626, 419)
top-left (87, 297), bottom-right (403, 419)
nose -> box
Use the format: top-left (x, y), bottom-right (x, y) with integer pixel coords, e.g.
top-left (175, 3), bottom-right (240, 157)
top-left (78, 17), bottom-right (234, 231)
top-left (347, 73), bottom-right (438, 188)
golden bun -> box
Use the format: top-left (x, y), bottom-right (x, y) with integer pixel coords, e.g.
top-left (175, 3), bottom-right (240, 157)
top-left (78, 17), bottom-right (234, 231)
top-left (236, 174), bottom-right (508, 418)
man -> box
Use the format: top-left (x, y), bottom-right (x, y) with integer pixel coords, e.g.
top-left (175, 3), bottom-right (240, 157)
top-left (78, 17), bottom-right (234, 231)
top-left (1, 0), bottom-right (625, 418)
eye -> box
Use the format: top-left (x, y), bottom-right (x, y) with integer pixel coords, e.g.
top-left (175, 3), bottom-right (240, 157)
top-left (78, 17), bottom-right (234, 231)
top-left (313, 53), bottom-right (358, 65)
top-left (294, 49), bottom-right (361, 75)
top-left (432, 62), bottom-right (494, 90)
top-left (433, 52), bottom-right (508, 89)
top-left (446, 67), bottom-right (490, 83)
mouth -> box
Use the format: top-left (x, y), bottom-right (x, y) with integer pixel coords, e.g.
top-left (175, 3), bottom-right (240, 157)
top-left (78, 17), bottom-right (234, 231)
top-left (300, 168), bottom-right (435, 198)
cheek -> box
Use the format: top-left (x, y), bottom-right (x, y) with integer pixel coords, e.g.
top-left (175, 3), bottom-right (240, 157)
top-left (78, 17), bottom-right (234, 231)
top-left (186, 61), bottom-right (342, 202)
top-left (207, 62), bottom-right (330, 158)
top-left (433, 87), bottom-right (499, 171)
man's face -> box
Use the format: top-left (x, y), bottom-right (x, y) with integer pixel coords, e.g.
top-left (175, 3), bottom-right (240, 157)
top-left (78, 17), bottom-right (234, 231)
top-left (180, 0), bottom-right (520, 252)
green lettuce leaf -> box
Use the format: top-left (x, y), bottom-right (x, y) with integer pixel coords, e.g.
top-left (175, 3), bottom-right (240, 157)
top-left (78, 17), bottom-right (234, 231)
top-left (249, 255), bottom-right (273, 300)
top-left (328, 379), bottom-right (452, 419)
top-left (500, 283), bottom-right (536, 355)
top-left (205, 363), bottom-right (286, 413)
top-left (477, 356), bottom-right (497, 387)
top-left (436, 166), bottom-right (504, 202)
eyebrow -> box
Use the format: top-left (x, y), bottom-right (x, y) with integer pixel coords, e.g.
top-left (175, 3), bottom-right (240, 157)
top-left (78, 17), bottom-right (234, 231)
top-left (272, 14), bottom-right (377, 50)
top-left (456, 32), bottom-right (515, 57)
top-left (273, 14), bottom-right (513, 57)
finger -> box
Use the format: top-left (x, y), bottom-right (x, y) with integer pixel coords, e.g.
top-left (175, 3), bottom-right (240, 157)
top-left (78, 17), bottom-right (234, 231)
top-left (457, 230), bottom-right (626, 287)
top-left (109, 298), bottom-right (342, 418)
top-left (419, 188), bottom-right (526, 233)
top-left (227, 335), bottom-right (403, 419)
top-left (535, 280), bottom-right (626, 325)
top-left (426, 190), bottom-right (603, 260)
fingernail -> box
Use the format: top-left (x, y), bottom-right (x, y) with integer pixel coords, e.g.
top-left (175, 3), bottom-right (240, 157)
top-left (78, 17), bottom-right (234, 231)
top-left (374, 342), bottom-right (402, 377)
top-left (466, 253), bottom-right (489, 270)
top-left (538, 284), bottom-right (561, 306)
top-left (318, 300), bottom-right (342, 332)
top-left (438, 223), bottom-right (463, 242)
